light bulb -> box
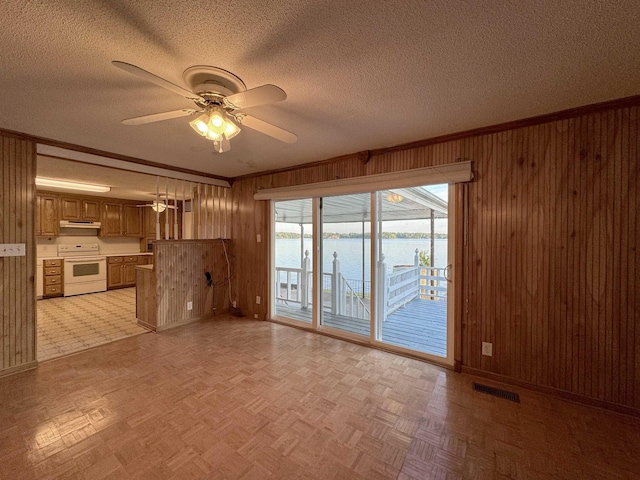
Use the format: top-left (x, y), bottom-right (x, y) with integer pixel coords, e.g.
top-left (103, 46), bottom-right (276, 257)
top-left (206, 130), bottom-right (223, 141)
top-left (223, 118), bottom-right (241, 140)
top-left (208, 109), bottom-right (226, 135)
top-left (189, 114), bottom-right (210, 136)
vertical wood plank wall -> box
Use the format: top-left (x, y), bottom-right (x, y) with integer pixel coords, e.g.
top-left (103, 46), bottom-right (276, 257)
top-left (192, 185), bottom-right (231, 239)
top-left (231, 103), bottom-right (639, 412)
top-left (0, 134), bottom-right (37, 375)
top-left (153, 240), bottom-right (230, 329)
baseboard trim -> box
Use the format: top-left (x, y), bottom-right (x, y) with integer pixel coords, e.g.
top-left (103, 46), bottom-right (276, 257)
top-left (461, 366), bottom-right (640, 417)
top-left (156, 313), bottom-right (217, 332)
top-left (0, 360), bottom-right (38, 378)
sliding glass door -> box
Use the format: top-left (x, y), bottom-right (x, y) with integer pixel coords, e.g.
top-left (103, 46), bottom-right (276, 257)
top-left (271, 183), bottom-right (453, 364)
top-left (319, 194), bottom-right (371, 338)
top-left (273, 199), bottom-right (313, 324)
top-left (375, 185), bottom-right (450, 357)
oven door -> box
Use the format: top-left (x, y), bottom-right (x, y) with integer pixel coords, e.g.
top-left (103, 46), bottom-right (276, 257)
top-left (63, 257), bottom-right (107, 296)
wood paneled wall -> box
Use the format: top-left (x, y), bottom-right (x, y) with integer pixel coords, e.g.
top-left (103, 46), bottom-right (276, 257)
top-left (0, 134), bottom-right (37, 376)
top-left (153, 240), bottom-right (231, 329)
top-left (192, 184), bottom-right (231, 239)
top-left (231, 101), bottom-right (639, 413)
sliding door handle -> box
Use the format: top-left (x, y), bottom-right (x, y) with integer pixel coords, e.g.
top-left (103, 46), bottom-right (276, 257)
top-left (444, 264), bottom-right (452, 282)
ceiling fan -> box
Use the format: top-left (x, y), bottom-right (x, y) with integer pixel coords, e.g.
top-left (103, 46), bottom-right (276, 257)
top-left (113, 61), bottom-right (297, 153)
top-left (136, 200), bottom-right (177, 213)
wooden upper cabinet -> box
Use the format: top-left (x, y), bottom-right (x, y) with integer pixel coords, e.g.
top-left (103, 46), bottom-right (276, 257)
top-left (60, 197), bottom-right (81, 220)
top-left (60, 196), bottom-right (101, 221)
top-left (36, 194), bottom-right (59, 237)
top-left (82, 199), bottom-right (100, 221)
top-left (123, 204), bottom-right (143, 238)
top-left (101, 202), bottom-right (123, 236)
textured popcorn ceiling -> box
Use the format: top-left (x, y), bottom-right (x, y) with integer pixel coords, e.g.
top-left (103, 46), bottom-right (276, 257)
top-left (1, 0), bottom-right (639, 180)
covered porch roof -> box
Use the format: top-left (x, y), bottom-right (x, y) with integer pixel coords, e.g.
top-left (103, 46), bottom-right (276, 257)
top-left (274, 187), bottom-right (448, 224)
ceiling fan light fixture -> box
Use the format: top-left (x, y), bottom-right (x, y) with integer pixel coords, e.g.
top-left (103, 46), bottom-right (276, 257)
top-left (223, 117), bottom-right (241, 139)
top-left (151, 201), bottom-right (167, 213)
top-left (189, 114), bottom-right (210, 136)
top-left (206, 129), bottom-right (223, 141)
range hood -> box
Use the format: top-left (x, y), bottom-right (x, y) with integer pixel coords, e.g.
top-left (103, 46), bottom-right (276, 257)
top-left (60, 220), bottom-right (101, 229)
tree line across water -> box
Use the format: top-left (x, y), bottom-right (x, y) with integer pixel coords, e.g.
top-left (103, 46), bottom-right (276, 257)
top-left (276, 232), bottom-right (447, 239)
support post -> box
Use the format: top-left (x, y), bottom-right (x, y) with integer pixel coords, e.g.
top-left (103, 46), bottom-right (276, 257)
top-left (301, 250), bottom-right (310, 309)
top-left (331, 252), bottom-right (341, 315)
top-left (380, 253), bottom-right (388, 322)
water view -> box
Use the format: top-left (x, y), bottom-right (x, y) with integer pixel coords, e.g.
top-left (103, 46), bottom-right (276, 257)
top-left (275, 237), bottom-right (448, 281)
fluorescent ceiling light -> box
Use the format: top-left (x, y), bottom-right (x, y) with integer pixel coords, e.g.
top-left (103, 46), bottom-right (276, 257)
top-left (36, 177), bottom-right (111, 193)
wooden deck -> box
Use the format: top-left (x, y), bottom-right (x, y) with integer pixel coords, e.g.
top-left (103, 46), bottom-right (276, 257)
top-left (275, 297), bottom-right (447, 357)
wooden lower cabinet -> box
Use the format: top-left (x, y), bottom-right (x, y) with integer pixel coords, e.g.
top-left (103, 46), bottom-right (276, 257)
top-left (43, 259), bottom-right (63, 297)
top-left (107, 255), bottom-right (144, 289)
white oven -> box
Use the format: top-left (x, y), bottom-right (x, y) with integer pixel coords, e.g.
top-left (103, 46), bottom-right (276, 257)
top-left (58, 244), bottom-right (107, 296)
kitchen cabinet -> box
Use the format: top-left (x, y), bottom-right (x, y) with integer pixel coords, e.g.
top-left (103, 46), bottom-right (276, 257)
top-left (123, 204), bottom-right (143, 238)
top-left (137, 255), bottom-right (153, 266)
top-left (60, 196), bottom-right (100, 221)
top-left (101, 202), bottom-right (142, 238)
top-left (43, 259), bottom-right (63, 297)
top-left (107, 255), bottom-right (140, 289)
top-left (101, 202), bottom-right (123, 236)
top-left (36, 194), bottom-right (59, 237)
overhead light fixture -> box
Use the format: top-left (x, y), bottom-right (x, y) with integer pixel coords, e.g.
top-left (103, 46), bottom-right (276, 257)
top-left (36, 177), bottom-right (111, 193)
top-left (151, 201), bottom-right (167, 213)
top-left (189, 106), bottom-right (241, 153)
top-left (386, 193), bottom-right (403, 204)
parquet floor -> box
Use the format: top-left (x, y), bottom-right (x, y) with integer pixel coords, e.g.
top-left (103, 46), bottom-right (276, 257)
top-left (1, 316), bottom-right (639, 479)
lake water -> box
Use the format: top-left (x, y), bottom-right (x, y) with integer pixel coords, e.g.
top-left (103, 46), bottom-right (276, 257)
top-left (275, 238), bottom-right (448, 282)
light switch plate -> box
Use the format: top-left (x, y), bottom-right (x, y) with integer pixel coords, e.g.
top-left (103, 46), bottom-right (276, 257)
top-left (0, 244), bottom-right (26, 257)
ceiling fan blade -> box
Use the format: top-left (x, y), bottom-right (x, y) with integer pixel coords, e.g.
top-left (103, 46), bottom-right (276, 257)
top-left (122, 109), bottom-right (196, 125)
top-left (239, 115), bottom-right (297, 143)
top-left (112, 61), bottom-right (204, 102)
top-left (225, 84), bottom-right (286, 109)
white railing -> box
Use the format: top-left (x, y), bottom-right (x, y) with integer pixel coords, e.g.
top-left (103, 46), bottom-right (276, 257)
top-left (276, 249), bottom-right (446, 321)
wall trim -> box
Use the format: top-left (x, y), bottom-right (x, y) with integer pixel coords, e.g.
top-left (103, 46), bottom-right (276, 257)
top-left (0, 127), bottom-right (230, 183)
top-left (0, 361), bottom-right (38, 379)
top-left (461, 366), bottom-right (640, 418)
top-left (232, 94), bottom-right (640, 182)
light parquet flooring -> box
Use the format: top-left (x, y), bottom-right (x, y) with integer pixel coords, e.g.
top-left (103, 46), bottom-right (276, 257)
top-left (1, 317), bottom-right (639, 479)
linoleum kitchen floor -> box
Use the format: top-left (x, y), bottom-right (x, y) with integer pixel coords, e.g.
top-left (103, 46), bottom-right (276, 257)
top-left (37, 288), bottom-right (150, 361)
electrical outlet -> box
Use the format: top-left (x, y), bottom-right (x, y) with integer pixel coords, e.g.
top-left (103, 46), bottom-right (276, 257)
top-left (187, 301), bottom-right (193, 311)
top-left (232, 301), bottom-right (237, 308)
top-left (482, 342), bottom-right (493, 357)
top-left (256, 296), bottom-right (261, 304)
top-left (254, 314), bottom-right (258, 319)
top-left (256, 234), bottom-right (261, 243)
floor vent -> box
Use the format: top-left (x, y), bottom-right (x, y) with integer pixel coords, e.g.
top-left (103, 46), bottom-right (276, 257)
top-left (473, 383), bottom-right (520, 402)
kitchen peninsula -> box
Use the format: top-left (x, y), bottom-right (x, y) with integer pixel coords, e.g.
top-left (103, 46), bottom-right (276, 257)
top-left (135, 239), bottom-right (231, 331)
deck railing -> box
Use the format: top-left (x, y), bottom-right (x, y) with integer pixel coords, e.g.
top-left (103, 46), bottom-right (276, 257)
top-left (276, 249), bottom-right (446, 321)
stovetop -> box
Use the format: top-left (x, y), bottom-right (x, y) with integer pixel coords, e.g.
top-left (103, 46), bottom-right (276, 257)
top-left (58, 243), bottom-right (102, 257)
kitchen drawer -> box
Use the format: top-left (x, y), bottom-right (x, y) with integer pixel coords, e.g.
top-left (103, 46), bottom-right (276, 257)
top-left (44, 259), bottom-right (62, 267)
top-left (45, 275), bottom-right (61, 286)
top-left (44, 267), bottom-right (62, 276)
top-left (123, 255), bottom-right (138, 263)
top-left (108, 256), bottom-right (124, 264)
top-left (44, 285), bottom-right (62, 296)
